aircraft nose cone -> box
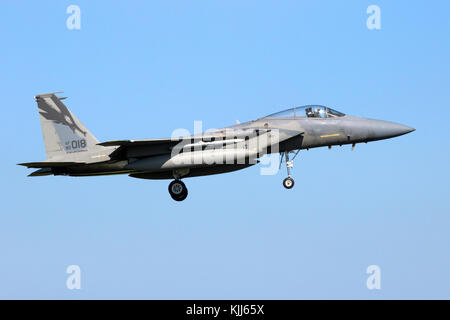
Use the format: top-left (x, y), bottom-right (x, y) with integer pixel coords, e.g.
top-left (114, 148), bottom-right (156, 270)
top-left (371, 121), bottom-right (415, 140)
top-left (403, 125), bottom-right (415, 134)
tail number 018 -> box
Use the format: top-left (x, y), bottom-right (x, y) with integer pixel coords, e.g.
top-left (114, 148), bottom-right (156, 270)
top-left (71, 139), bottom-right (87, 149)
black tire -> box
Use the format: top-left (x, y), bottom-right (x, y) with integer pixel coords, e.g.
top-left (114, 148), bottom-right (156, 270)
top-left (282, 177), bottom-right (295, 189)
top-left (175, 188), bottom-right (188, 201)
top-left (168, 180), bottom-right (188, 201)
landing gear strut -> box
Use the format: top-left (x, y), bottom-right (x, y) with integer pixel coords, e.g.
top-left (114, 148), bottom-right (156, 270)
top-left (168, 179), bottom-right (188, 201)
top-left (280, 150), bottom-right (300, 189)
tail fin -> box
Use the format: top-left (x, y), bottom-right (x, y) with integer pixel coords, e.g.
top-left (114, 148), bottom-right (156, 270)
top-left (35, 92), bottom-right (100, 159)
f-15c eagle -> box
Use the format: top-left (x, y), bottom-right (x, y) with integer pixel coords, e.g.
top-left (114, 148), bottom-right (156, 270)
top-left (19, 92), bottom-right (414, 201)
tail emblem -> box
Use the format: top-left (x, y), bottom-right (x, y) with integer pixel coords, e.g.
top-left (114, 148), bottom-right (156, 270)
top-left (37, 95), bottom-right (87, 137)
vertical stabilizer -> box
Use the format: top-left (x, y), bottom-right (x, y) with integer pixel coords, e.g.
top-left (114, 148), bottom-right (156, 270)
top-left (35, 92), bottom-right (101, 159)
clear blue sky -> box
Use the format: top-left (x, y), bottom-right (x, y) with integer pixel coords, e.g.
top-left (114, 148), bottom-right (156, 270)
top-left (0, 1), bottom-right (449, 299)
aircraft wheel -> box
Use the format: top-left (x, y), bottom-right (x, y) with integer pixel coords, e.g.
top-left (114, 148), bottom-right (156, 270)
top-left (283, 177), bottom-right (295, 189)
top-left (169, 180), bottom-right (188, 201)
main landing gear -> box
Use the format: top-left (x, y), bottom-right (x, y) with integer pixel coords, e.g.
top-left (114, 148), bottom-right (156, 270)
top-left (168, 179), bottom-right (188, 201)
top-left (280, 150), bottom-right (300, 190)
top-left (168, 169), bottom-right (190, 201)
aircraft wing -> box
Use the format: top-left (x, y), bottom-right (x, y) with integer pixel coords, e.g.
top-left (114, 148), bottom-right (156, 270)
top-left (99, 136), bottom-right (242, 159)
top-left (97, 132), bottom-right (255, 157)
top-left (98, 138), bottom-right (190, 159)
top-left (97, 134), bottom-right (241, 147)
top-left (98, 128), bottom-right (300, 159)
top-left (97, 128), bottom-right (276, 148)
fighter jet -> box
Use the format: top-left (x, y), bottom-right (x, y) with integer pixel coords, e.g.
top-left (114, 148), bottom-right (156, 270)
top-left (19, 92), bottom-right (415, 201)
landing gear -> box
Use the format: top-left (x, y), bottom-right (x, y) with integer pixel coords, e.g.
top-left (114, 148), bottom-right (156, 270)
top-left (280, 150), bottom-right (300, 190)
top-left (283, 177), bottom-right (295, 189)
top-left (168, 179), bottom-right (188, 201)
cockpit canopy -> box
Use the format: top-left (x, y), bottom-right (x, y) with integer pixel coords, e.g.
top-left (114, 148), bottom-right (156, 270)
top-left (264, 105), bottom-right (345, 119)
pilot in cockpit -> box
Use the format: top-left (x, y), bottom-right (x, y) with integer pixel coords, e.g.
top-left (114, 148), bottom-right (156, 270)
top-left (305, 106), bottom-right (325, 118)
top-left (314, 107), bottom-right (321, 118)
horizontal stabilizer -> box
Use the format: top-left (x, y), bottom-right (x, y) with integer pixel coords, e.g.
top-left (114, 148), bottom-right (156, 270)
top-left (17, 161), bottom-right (84, 168)
top-left (28, 168), bottom-right (53, 176)
top-left (97, 138), bottom-right (182, 147)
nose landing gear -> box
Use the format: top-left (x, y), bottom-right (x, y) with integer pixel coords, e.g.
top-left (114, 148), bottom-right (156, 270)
top-left (283, 177), bottom-right (295, 189)
top-left (168, 179), bottom-right (188, 201)
top-left (280, 150), bottom-right (300, 189)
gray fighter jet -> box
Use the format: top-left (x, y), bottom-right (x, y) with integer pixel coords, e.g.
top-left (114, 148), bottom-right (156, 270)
top-left (19, 92), bottom-right (415, 201)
